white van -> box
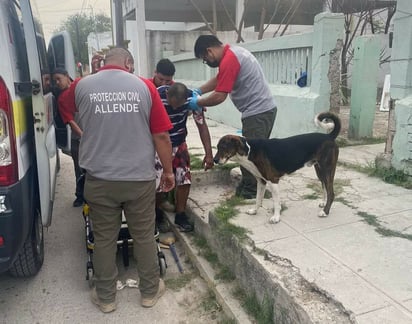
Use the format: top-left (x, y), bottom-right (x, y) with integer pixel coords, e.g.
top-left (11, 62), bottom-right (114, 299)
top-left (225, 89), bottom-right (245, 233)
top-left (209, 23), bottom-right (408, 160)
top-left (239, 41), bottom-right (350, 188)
top-left (0, 0), bottom-right (73, 277)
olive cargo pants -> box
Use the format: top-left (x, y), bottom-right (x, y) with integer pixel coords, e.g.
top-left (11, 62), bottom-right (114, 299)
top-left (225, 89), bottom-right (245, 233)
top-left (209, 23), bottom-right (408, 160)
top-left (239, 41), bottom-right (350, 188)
top-left (238, 108), bottom-right (277, 197)
top-left (84, 174), bottom-right (160, 303)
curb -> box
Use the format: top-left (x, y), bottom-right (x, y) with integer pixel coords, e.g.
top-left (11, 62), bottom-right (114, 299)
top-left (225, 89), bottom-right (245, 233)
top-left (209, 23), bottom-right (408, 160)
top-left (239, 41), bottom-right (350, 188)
top-left (163, 210), bottom-right (253, 323)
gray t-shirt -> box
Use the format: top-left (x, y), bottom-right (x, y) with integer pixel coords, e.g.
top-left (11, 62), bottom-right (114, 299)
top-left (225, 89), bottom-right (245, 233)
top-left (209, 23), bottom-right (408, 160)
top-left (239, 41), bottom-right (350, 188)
top-left (216, 45), bottom-right (276, 119)
top-left (76, 69), bottom-right (156, 181)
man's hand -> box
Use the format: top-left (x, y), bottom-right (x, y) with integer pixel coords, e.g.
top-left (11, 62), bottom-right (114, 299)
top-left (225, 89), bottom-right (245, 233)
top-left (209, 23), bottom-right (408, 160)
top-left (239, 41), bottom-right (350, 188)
top-left (203, 154), bottom-right (214, 171)
top-left (91, 54), bottom-right (104, 74)
top-left (188, 93), bottom-right (202, 112)
top-left (159, 172), bottom-right (175, 192)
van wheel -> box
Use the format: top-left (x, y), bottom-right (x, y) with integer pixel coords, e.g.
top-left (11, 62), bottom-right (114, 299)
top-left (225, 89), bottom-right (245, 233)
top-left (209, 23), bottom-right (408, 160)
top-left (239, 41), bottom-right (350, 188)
top-left (9, 209), bottom-right (44, 277)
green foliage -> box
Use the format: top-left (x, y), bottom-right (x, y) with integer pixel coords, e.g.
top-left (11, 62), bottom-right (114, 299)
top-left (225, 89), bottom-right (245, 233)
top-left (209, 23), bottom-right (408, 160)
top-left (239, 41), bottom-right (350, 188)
top-left (334, 196), bottom-right (353, 208)
top-left (55, 13), bottom-right (111, 65)
top-left (200, 292), bottom-right (222, 313)
top-left (190, 154), bottom-right (204, 170)
top-left (367, 165), bottom-right (412, 188)
top-left (305, 179), bottom-right (349, 200)
top-left (233, 286), bottom-right (275, 324)
top-left (190, 152), bottom-right (238, 171)
top-left (192, 236), bottom-right (219, 266)
top-left (336, 136), bottom-right (386, 147)
top-left (340, 161), bottom-right (412, 189)
top-left (192, 236), bottom-right (236, 283)
top-left (215, 265), bottom-right (236, 282)
top-left (164, 273), bottom-right (195, 291)
top-left (213, 196), bottom-right (249, 241)
top-left (217, 162), bottom-right (239, 170)
top-left (214, 196), bottom-right (242, 223)
top-left (357, 211), bottom-right (412, 241)
top-left (303, 193), bottom-right (319, 200)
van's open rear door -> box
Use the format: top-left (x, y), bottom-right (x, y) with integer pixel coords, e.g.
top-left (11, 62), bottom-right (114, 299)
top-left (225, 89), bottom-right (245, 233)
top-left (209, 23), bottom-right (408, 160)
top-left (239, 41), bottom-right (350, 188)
top-left (20, 0), bottom-right (57, 226)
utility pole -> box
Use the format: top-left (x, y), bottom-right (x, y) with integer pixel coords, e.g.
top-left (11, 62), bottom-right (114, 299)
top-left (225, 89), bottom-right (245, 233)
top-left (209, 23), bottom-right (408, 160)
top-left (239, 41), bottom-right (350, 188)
top-left (114, 0), bottom-right (124, 47)
top-left (212, 0), bottom-right (217, 31)
top-left (135, 0), bottom-right (148, 76)
top-left (75, 16), bottom-right (83, 76)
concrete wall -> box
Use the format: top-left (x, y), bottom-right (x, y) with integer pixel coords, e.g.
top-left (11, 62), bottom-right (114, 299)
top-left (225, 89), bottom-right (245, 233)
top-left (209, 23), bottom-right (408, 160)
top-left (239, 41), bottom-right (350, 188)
top-left (144, 29), bottom-right (287, 79)
top-left (390, 0), bottom-right (412, 175)
top-left (168, 13), bottom-right (345, 138)
top-left (349, 35), bottom-right (380, 139)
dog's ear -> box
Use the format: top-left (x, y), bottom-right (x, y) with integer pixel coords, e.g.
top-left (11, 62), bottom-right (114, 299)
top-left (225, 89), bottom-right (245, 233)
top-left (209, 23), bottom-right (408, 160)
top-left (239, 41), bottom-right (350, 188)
top-left (237, 137), bottom-right (249, 156)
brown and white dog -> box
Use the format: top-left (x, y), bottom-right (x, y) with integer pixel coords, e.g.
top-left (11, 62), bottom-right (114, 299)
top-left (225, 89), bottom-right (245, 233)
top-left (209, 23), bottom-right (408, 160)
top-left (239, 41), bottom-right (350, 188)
top-left (213, 112), bottom-right (341, 223)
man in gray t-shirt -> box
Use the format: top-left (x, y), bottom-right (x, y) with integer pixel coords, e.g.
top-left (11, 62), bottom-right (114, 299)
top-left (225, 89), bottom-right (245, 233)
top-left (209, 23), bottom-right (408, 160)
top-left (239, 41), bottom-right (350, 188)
top-left (190, 35), bottom-right (277, 199)
top-left (62, 47), bottom-right (174, 312)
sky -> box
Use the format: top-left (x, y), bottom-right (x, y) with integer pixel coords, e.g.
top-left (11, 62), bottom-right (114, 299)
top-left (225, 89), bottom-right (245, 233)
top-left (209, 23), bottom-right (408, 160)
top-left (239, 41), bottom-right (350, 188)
top-left (33, 0), bottom-right (112, 42)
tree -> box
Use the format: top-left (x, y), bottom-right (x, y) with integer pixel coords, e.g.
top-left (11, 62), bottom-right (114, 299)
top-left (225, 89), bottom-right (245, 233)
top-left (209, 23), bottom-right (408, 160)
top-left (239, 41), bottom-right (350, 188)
top-left (55, 13), bottom-right (111, 65)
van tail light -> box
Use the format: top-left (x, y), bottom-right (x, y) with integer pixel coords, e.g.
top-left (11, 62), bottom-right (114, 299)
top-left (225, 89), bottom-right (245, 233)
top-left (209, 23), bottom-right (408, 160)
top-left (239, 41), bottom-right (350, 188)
top-left (0, 77), bottom-right (18, 186)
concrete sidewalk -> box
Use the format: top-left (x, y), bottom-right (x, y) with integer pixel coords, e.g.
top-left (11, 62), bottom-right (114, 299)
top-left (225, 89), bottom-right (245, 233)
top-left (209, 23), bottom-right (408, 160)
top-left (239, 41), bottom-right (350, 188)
top-left (181, 118), bottom-right (412, 323)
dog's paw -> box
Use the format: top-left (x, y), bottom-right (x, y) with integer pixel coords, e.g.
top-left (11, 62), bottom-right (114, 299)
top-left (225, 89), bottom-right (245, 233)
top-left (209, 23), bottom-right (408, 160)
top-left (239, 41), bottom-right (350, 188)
top-left (246, 208), bottom-right (257, 215)
top-left (318, 210), bottom-right (328, 217)
top-left (269, 215), bottom-right (280, 223)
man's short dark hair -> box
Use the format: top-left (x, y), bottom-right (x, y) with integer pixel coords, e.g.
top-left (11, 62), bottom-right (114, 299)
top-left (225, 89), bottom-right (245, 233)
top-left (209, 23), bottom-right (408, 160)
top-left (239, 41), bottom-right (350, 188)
top-left (156, 59), bottom-right (175, 76)
top-left (194, 35), bottom-right (223, 58)
top-left (52, 67), bottom-right (68, 76)
top-left (167, 82), bottom-right (188, 103)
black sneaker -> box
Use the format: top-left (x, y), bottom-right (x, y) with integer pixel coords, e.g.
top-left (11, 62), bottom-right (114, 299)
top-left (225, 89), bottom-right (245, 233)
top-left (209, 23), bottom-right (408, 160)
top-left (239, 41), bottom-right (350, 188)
top-left (174, 212), bottom-right (194, 232)
top-left (73, 197), bottom-right (84, 207)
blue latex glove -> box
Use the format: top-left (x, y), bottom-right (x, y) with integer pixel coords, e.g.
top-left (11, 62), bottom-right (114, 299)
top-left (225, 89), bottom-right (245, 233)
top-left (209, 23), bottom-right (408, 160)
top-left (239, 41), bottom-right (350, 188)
top-left (188, 93), bottom-right (202, 112)
top-left (193, 88), bottom-right (202, 96)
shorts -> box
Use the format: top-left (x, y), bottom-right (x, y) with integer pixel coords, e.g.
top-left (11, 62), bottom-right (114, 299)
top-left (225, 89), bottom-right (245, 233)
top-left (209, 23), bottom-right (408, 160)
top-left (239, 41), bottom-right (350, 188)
top-left (155, 142), bottom-right (191, 192)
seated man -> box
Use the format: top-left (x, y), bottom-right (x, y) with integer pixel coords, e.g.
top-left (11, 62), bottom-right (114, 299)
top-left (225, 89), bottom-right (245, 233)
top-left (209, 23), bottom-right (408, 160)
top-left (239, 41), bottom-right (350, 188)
top-left (155, 82), bottom-right (214, 232)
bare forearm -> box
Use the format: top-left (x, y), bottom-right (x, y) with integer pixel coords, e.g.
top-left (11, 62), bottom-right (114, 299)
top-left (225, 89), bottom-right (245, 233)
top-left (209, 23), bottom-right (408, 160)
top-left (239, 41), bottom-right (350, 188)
top-left (153, 132), bottom-right (175, 192)
top-left (195, 120), bottom-right (214, 170)
top-left (197, 124), bottom-right (213, 157)
top-left (199, 77), bottom-right (218, 94)
top-left (69, 120), bottom-right (83, 137)
top-left (197, 91), bottom-right (227, 108)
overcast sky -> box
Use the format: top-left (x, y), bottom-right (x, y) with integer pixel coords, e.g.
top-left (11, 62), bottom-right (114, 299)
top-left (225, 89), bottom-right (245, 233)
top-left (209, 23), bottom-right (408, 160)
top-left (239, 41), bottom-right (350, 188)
top-left (33, 0), bottom-right (111, 41)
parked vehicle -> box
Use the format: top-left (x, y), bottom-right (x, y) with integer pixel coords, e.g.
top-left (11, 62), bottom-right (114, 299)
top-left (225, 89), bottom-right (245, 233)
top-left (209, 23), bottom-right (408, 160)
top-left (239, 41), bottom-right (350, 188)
top-left (0, 0), bottom-right (73, 277)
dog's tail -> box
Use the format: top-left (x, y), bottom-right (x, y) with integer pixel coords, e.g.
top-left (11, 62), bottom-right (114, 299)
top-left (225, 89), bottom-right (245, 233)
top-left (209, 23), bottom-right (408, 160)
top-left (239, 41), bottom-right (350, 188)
top-left (314, 112), bottom-right (341, 139)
